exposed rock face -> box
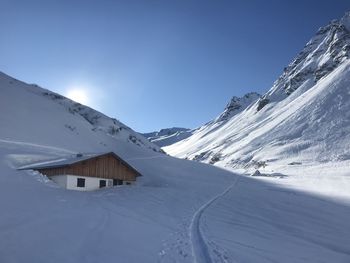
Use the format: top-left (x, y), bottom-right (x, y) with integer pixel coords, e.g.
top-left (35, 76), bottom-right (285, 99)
top-left (216, 92), bottom-right (260, 121)
top-left (164, 12), bottom-right (350, 168)
top-left (257, 12), bottom-right (350, 111)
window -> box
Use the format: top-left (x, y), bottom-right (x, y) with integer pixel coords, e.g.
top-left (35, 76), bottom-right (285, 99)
top-left (77, 178), bottom-right (85, 187)
top-left (99, 180), bottom-right (106, 188)
top-left (113, 179), bottom-right (123, 186)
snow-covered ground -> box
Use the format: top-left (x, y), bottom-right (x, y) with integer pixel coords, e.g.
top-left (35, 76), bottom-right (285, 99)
top-left (1, 139), bottom-right (349, 263)
top-left (0, 138), bottom-right (234, 263)
top-left (201, 168), bottom-right (350, 263)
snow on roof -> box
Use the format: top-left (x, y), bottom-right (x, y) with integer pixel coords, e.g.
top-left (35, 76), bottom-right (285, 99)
top-left (17, 152), bottom-right (137, 172)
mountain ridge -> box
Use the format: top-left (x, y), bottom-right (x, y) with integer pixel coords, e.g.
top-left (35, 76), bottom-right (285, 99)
top-left (164, 12), bottom-right (350, 169)
top-left (143, 127), bottom-right (194, 147)
top-left (0, 71), bottom-right (161, 154)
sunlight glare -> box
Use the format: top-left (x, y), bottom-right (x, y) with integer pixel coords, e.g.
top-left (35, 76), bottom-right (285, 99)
top-left (66, 88), bottom-right (89, 105)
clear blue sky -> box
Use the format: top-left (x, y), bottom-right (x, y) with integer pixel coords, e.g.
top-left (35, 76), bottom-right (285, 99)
top-left (1, 0), bottom-right (349, 132)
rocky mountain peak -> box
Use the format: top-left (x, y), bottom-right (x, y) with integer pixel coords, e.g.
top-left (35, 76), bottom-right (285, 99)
top-left (256, 11), bottom-right (350, 112)
top-left (340, 11), bottom-right (350, 30)
top-left (216, 92), bottom-right (260, 122)
top-left (164, 12), bottom-right (350, 171)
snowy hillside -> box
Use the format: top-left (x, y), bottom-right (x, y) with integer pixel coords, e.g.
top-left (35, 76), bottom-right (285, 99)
top-left (165, 12), bottom-right (350, 170)
top-left (1, 69), bottom-right (350, 262)
top-left (0, 71), bottom-right (161, 153)
top-left (143, 127), bottom-right (194, 147)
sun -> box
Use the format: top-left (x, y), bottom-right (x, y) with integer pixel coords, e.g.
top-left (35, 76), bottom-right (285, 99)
top-left (66, 88), bottom-right (89, 105)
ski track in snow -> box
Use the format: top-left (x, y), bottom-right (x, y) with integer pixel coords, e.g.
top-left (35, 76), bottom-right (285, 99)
top-left (190, 175), bottom-right (240, 263)
top-left (125, 154), bottom-right (239, 263)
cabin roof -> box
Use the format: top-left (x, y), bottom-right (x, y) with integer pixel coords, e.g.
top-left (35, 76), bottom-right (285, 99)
top-left (18, 152), bottom-right (141, 176)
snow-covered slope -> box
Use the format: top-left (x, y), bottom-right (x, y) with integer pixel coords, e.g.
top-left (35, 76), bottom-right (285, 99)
top-left (0, 71), bottom-right (161, 153)
top-left (143, 93), bottom-right (260, 148)
top-left (1, 69), bottom-right (350, 262)
top-left (143, 127), bottom-right (194, 147)
top-left (1, 139), bottom-right (350, 263)
top-left (165, 12), bottom-right (350, 170)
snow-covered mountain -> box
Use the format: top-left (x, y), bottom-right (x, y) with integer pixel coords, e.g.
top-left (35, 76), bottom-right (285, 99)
top-left (215, 92), bottom-right (261, 123)
top-left (1, 65), bottom-right (350, 263)
top-left (164, 12), bottom-right (350, 169)
top-left (143, 93), bottom-right (260, 148)
top-left (143, 127), bottom-right (194, 147)
top-left (0, 71), bottom-right (161, 154)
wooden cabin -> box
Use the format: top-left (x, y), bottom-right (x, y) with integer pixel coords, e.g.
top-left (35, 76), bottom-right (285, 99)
top-left (20, 152), bottom-right (141, 191)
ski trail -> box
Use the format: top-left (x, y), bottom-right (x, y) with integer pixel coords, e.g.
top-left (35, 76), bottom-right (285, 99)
top-left (190, 175), bottom-right (240, 263)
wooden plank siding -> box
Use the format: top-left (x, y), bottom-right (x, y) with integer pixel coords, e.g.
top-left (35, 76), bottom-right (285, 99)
top-left (37, 153), bottom-right (139, 181)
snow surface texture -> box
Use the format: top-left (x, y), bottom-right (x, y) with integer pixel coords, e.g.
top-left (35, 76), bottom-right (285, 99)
top-left (1, 140), bottom-right (349, 263)
top-left (143, 127), bottom-right (194, 147)
top-left (164, 12), bottom-right (350, 171)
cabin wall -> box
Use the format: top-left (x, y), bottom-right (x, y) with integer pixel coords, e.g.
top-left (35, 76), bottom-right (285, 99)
top-left (37, 154), bottom-right (138, 181)
top-left (66, 175), bottom-right (113, 191)
top-left (49, 174), bottom-right (133, 191)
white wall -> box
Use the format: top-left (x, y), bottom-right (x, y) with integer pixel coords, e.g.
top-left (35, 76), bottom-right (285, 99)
top-left (49, 175), bottom-right (113, 191)
top-left (66, 175), bottom-right (113, 191)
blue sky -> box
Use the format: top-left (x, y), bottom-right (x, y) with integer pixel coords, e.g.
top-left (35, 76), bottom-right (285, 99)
top-left (0, 0), bottom-right (349, 132)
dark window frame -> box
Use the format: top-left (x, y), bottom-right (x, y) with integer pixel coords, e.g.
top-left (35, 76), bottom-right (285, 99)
top-left (99, 180), bottom-right (106, 188)
top-left (113, 179), bottom-right (123, 186)
top-left (77, 178), bottom-right (85, 187)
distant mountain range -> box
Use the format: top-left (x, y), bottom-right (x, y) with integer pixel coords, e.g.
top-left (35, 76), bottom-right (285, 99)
top-left (141, 93), bottom-right (261, 147)
top-left (142, 127), bottom-right (194, 147)
top-left (164, 11), bottom-right (350, 169)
